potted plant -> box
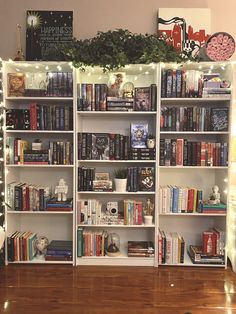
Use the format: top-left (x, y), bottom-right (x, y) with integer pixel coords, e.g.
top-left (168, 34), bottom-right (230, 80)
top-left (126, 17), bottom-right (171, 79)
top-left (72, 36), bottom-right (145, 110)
top-left (147, 134), bottom-right (156, 149)
top-left (143, 198), bottom-right (154, 225)
top-left (114, 168), bottom-right (127, 192)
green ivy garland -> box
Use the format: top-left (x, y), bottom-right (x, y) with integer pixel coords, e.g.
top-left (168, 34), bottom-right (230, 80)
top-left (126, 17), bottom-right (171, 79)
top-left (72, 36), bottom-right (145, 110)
top-left (61, 29), bottom-right (192, 71)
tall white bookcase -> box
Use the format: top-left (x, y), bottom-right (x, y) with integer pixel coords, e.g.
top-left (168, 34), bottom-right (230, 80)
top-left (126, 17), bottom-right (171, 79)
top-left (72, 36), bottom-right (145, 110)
top-left (2, 60), bottom-right (233, 268)
top-left (3, 61), bottom-right (76, 265)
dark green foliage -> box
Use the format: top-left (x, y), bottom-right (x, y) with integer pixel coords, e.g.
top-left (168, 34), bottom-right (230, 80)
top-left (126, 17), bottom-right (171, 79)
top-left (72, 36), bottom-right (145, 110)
top-left (61, 29), bottom-right (191, 71)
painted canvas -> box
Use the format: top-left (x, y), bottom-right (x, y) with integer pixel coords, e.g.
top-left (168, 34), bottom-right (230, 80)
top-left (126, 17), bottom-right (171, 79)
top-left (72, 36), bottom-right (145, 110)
top-left (157, 8), bottom-right (211, 58)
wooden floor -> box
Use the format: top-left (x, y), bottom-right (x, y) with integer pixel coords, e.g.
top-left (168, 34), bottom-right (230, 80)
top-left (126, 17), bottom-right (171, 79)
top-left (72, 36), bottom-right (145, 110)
top-left (1, 265), bottom-right (236, 313)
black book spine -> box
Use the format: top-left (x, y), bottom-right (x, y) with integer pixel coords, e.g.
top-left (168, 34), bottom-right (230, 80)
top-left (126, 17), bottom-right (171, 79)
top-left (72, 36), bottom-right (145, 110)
top-left (151, 84), bottom-right (157, 111)
top-left (161, 70), bottom-right (167, 98)
top-left (159, 139), bottom-right (165, 166)
top-left (183, 139), bottom-right (188, 166)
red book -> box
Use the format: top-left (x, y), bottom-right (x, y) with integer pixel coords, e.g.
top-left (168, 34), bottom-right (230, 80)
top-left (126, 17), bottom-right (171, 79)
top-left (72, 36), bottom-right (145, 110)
top-left (202, 231), bottom-right (216, 254)
top-left (30, 103), bottom-right (37, 130)
top-left (46, 207), bottom-right (72, 211)
top-left (176, 139), bottom-right (183, 166)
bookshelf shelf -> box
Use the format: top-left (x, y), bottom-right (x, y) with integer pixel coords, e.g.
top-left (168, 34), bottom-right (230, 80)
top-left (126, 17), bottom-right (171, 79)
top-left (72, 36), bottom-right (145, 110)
top-left (77, 191), bottom-right (156, 195)
top-left (160, 131), bottom-right (229, 135)
top-left (8, 260), bottom-right (73, 264)
top-left (7, 211), bottom-right (73, 215)
top-left (77, 224), bottom-right (155, 228)
top-left (6, 130), bottom-right (74, 134)
top-left (77, 160), bottom-right (156, 164)
top-left (5, 97), bottom-right (73, 101)
top-left (77, 111), bottom-right (157, 116)
top-left (6, 165), bottom-right (74, 168)
top-left (159, 166), bottom-right (228, 169)
top-left (159, 213), bottom-right (227, 217)
top-left (161, 97), bottom-right (230, 102)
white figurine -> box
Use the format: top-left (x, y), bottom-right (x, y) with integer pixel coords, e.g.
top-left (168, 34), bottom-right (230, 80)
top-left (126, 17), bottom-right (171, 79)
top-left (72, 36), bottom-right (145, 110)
top-left (209, 185), bottom-right (221, 205)
top-left (55, 178), bottom-right (68, 201)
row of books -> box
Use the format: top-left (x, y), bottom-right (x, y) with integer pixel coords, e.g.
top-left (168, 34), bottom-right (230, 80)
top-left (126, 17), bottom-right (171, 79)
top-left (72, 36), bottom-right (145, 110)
top-left (77, 199), bottom-right (102, 225)
top-left (7, 182), bottom-right (51, 211)
top-left (6, 138), bottom-right (73, 165)
top-left (160, 107), bottom-right (228, 132)
top-left (8, 72), bottom-right (73, 97)
top-left (124, 200), bottom-right (143, 225)
top-left (45, 240), bottom-right (73, 261)
top-left (78, 132), bottom-right (155, 160)
top-left (7, 231), bottom-right (37, 261)
top-left (158, 229), bottom-right (185, 264)
top-left (159, 186), bottom-right (203, 214)
top-left (159, 139), bottom-right (228, 167)
top-left (78, 132), bottom-right (129, 160)
top-left (128, 241), bottom-right (154, 257)
top-left (127, 166), bottom-right (155, 192)
top-left (161, 69), bottom-right (231, 98)
top-left (6, 105), bottom-right (73, 131)
top-left (77, 228), bottom-right (108, 257)
top-left (77, 83), bottom-right (157, 111)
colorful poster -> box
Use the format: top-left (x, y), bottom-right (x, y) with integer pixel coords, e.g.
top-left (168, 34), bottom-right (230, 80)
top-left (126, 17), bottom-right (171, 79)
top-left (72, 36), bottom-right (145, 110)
top-left (157, 8), bottom-right (211, 57)
top-left (26, 10), bottom-right (73, 61)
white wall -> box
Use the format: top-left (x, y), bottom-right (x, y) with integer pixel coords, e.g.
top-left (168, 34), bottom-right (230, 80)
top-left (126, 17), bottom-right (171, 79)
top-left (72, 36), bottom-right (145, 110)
top-left (0, 0), bottom-right (236, 60)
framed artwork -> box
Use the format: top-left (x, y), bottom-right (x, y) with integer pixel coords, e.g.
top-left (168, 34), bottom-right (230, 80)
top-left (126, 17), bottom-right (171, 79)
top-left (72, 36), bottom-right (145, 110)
top-left (26, 10), bottom-right (73, 61)
top-left (157, 8), bottom-right (211, 57)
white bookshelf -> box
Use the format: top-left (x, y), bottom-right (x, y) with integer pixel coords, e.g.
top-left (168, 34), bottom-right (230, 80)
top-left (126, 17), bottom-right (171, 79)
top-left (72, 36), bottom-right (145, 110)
top-left (3, 61), bottom-right (232, 268)
top-left (3, 61), bottom-right (76, 265)
top-left (75, 64), bottom-right (159, 266)
top-left (158, 61), bottom-right (232, 269)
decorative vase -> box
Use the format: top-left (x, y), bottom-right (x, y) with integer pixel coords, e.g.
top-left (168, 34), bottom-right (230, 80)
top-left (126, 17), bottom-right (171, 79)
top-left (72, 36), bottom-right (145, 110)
top-left (147, 138), bottom-right (155, 149)
top-left (144, 215), bottom-right (153, 225)
top-left (114, 178), bottom-right (127, 192)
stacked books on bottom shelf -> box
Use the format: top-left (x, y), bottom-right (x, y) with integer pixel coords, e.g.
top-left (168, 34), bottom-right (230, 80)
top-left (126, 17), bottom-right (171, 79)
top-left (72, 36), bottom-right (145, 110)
top-left (188, 227), bottom-right (225, 265)
top-left (45, 240), bottom-right (73, 261)
top-left (128, 241), bottom-right (154, 258)
top-left (188, 245), bottom-right (225, 265)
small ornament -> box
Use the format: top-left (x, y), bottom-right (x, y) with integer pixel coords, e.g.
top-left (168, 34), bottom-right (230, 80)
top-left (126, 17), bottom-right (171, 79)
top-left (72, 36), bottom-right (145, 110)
top-left (34, 236), bottom-right (49, 258)
top-left (208, 185), bottom-right (221, 205)
top-left (55, 178), bottom-right (68, 201)
top-left (106, 233), bottom-right (121, 257)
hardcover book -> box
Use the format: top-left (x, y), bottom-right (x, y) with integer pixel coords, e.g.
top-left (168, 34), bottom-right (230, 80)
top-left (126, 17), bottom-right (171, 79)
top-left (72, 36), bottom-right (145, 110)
top-left (8, 73), bottom-right (25, 97)
top-left (130, 123), bottom-right (148, 148)
top-left (211, 108), bottom-right (228, 131)
top-left (91, 133), bottom-right (110, 160)
top-left (134, 87), bottom-right (151, 111)
top-left (138, 167), bottom-right (155, 191)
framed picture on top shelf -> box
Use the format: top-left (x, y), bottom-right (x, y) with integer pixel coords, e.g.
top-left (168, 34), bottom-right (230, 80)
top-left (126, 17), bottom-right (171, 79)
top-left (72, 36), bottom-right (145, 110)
top-left (26, 10), bottom-right (73, 61)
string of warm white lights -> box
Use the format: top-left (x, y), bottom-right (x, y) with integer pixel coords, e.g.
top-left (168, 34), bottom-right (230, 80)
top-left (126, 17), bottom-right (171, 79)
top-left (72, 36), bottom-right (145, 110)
top-left (0, 59), bottom-right (4, 265)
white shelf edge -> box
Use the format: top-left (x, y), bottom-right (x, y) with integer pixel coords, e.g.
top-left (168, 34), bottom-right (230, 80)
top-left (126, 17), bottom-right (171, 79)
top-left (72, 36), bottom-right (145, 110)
top-left (6, 130), bottom-right (74, 134)
top-left (161, 97), bottom-right (231, 101)
top-left (7, 211), bottom-right (73, 215)
top-left (76, 256), bottom-right (154, 266)
top-left (77, 191), bottom-right (155, 195)
top-left (160, 166), bottom-right (228, 169)
top-left (77, 224), bottom-right (155, 228)
top-left (8, 260), bottom-right (73, 264)
top-left (5, 97), bottom-right (73, 100)
top-left (77, 111), bottom-right (157, 115)
top-left (159, 213), bottom-right (226, 217)
top-left (77, 160), bottom-right (156, 163)
top-left (160, 131), bottom-right (229, 134)
top-left (6, 164), bottom-right (74, 168)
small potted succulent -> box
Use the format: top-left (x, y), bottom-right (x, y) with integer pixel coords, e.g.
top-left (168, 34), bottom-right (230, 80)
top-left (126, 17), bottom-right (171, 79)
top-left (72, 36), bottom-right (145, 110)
top-left (114, 168), bottom-right (127, 192)
top-left (147, 134), bottom-right (156, 149)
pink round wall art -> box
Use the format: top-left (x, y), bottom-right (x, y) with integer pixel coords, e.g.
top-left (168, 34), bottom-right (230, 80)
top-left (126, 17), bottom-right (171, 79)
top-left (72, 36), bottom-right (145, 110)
top-left (206, 32), bottom-right (235, 61)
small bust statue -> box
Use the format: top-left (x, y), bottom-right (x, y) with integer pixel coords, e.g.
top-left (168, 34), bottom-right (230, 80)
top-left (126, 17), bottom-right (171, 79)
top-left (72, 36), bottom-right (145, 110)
top-left (34, 236), bottom-right (49, 257)
top-left (208, 185), bottom-right (221, 205)
top-left (144, 198), bottom-right (154, 216)
top-left (55, 178), bottom-right (68, 202)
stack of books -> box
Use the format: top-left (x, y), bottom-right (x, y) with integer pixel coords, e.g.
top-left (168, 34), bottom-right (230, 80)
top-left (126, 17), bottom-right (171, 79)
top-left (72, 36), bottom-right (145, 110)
top-left (188, 245), bottom-right (224, 264)
top-left (128, 241), bottom-right (154, 257)
top-left (45, 240), bottom-right (73, 261)
top-left (202, 203), bottom-right (227, 214)
top-left (46, 198), bottom-right (73, 212)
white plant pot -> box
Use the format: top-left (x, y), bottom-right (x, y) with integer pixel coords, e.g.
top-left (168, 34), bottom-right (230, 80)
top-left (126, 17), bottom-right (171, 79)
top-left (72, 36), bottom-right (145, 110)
top-left (147, 139), bottom-right (155, 149)
top-left (144, 215), bottom-right (153, 225)
top-left (114, 178), bottom-right (127, 192)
